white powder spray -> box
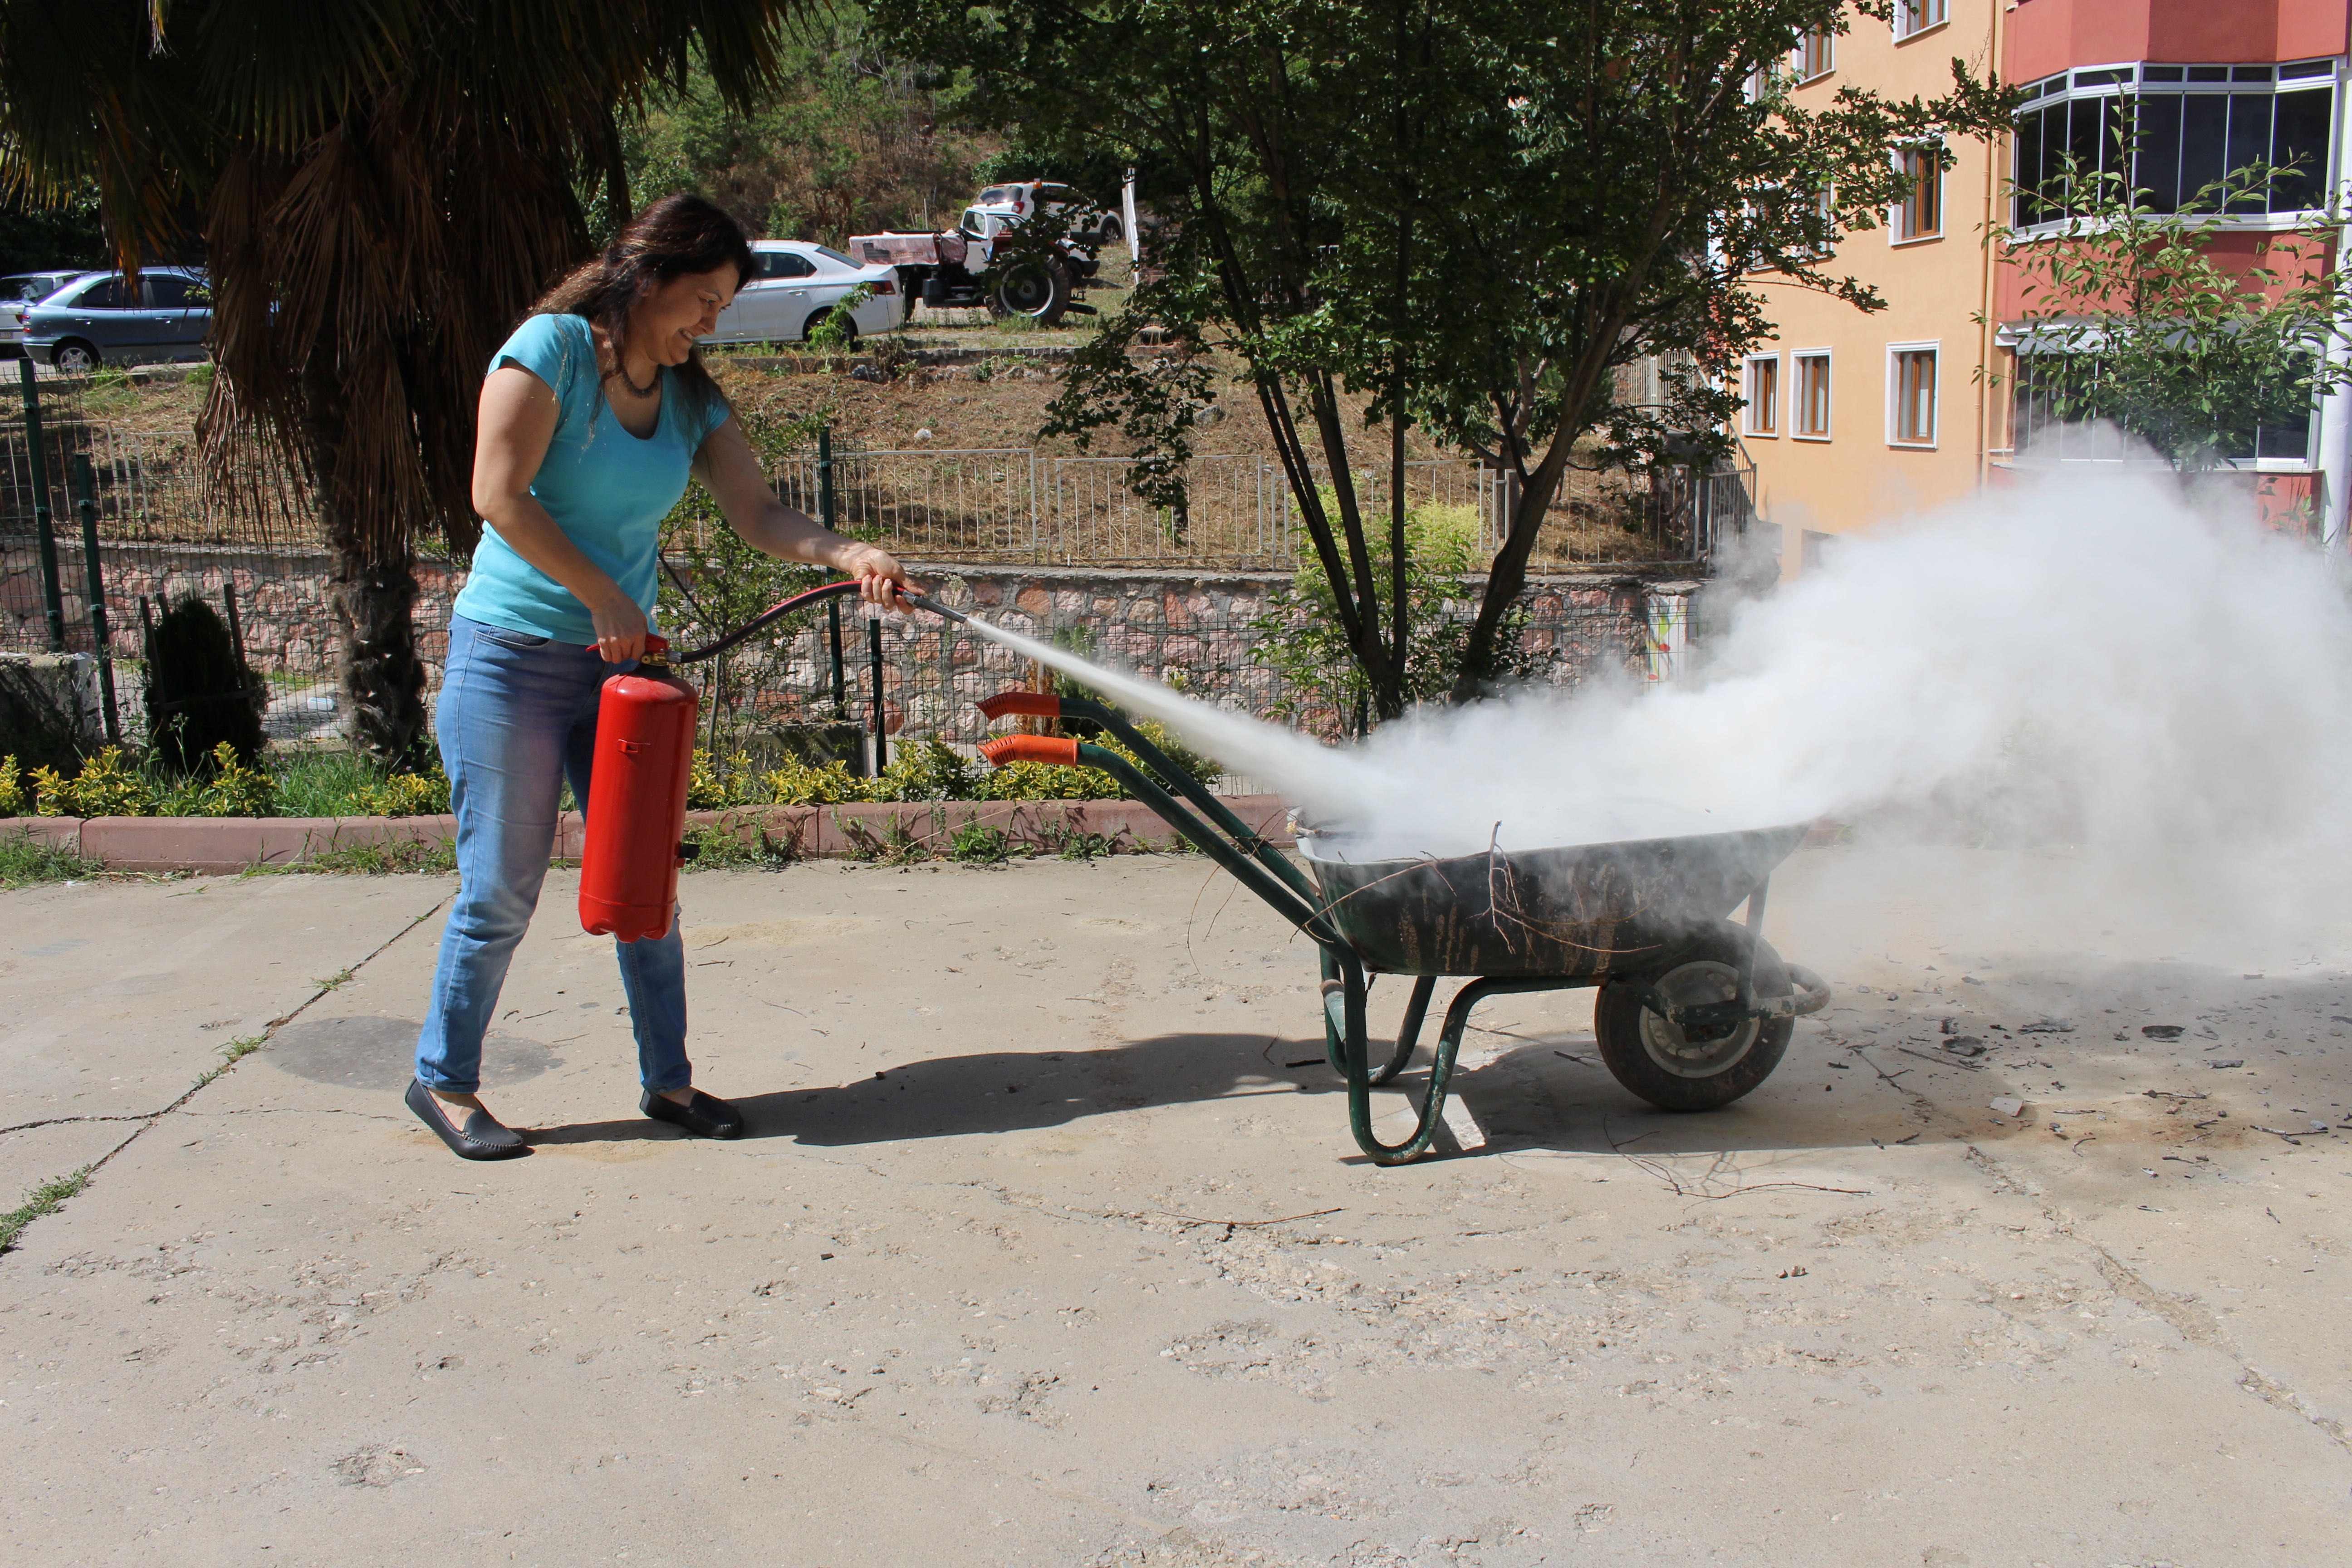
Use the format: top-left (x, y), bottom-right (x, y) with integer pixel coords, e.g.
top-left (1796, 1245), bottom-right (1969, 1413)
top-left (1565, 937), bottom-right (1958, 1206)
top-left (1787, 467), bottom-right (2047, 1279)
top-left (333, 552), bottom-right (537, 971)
top-left (945, 463), bottom-right (2352, 941)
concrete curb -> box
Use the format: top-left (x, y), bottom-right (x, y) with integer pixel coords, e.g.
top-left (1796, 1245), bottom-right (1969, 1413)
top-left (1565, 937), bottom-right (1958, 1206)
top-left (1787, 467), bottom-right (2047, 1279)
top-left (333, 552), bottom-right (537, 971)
top-left (0, 794), bottom-right (1296, 874)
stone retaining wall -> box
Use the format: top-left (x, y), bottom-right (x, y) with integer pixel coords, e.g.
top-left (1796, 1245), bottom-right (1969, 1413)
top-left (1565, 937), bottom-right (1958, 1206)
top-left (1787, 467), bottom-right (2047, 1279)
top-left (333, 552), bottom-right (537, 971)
top-left (13, 545), bottom-right (1661, 744)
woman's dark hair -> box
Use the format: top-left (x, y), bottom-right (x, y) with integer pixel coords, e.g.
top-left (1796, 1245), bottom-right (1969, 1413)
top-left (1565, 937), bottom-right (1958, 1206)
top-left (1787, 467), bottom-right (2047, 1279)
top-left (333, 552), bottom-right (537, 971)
top-left (532, 193), bottom-right (755, 426)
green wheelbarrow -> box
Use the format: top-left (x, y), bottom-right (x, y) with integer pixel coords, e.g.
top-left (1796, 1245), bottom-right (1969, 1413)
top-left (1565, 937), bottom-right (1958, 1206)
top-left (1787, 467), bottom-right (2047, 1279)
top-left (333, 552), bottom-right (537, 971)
top-left (974, 690), bottom-right (1831, 1166)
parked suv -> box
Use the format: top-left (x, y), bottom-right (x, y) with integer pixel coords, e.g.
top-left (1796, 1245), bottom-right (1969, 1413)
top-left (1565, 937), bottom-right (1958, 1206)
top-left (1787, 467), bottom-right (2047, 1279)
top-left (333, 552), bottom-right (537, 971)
top-left (24, 267), bottom-right (211, 371)
top-left (0, 270), bottom-right (93, 359)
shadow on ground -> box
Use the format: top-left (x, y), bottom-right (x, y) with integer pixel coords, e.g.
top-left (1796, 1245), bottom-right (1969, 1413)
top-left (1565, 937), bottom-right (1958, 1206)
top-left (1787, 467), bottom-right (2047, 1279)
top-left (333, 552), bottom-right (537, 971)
top-left (512, 1025), bottom-right (1933, 1158)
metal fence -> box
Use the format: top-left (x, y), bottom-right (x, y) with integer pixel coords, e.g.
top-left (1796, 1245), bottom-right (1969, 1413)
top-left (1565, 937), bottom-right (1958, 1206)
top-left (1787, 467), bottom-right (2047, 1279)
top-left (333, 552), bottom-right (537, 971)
top-left (0, 366), bottom-right (379, 748)
top-left (764, 447), bottom-right (1502, 569)
top-left (0, 372), bottom-right (1736, 760)
top-left (767, 444), bottom-right (1742, 572)
top-left (675, 575), bottom-right (1661, 777)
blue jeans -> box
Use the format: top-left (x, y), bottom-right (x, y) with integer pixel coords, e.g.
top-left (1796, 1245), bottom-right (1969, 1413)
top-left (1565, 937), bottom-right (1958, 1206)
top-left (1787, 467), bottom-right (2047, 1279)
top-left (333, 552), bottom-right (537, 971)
top-left (413, 615), bottom-right (690, 1096)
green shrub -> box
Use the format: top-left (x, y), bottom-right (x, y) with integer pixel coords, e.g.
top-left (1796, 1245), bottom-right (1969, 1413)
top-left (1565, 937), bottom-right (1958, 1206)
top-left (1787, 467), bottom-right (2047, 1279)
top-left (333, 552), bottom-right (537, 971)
top-left (877, 737), bottom-right (982, 801)
top-left (343, 763), bottom-right (448, 817)
top-left (1251, 494), bottom-right (1538, 722)
top-left (177, 743), bottom-right (275, 817)
top-left (759, 756), bottom-right (868, 805)
top-left (688, 748), bottom-right (757, 809)
top-left (32, 746), bottom-right (152, 816)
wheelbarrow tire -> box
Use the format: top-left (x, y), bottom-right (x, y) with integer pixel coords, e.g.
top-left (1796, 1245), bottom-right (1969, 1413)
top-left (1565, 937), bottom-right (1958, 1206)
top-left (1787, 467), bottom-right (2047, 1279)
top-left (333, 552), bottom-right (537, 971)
top-left (1593, 922), bottom-right (1794, 1112)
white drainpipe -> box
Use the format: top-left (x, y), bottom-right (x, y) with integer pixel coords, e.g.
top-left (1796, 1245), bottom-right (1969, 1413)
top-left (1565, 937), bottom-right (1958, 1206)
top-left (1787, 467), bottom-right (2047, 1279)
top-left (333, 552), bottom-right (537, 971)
top-left (2317, 63), bottom-right (2352, 551)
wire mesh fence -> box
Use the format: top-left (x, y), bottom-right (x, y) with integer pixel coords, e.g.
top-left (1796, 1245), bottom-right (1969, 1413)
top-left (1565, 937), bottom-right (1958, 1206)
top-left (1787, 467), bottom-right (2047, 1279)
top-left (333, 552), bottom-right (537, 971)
top-left (1, 371), bottom-right (1737, 765)
top-left (0, 366), bottom-right (421, 749)
top-left (680, 568), bottom-right (1665, 779)
top-left (766, 442), bottom-right (1740, 571)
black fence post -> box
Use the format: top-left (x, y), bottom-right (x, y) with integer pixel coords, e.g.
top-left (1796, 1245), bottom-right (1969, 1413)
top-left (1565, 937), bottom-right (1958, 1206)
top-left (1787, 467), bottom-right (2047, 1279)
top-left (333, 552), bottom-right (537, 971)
top-left (827, 595), bottom-right (846, 718)
top-left (818, 423), bottom-right (836, 531)
top-left (70, 455), bottom-right (119, 745)
top-left (867, 615), bottom-right (886, 775)
top-left (222, 582), bottom-right (245, 662)
top-left (17, 359), bottom-right (66, 653)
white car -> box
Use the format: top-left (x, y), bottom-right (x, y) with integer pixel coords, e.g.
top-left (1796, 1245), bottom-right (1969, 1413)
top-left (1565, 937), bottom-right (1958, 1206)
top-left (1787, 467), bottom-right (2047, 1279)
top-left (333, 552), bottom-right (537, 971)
top-left (0, 270), bottom-right (92, 359)
top-left (703, 241), bottom-right (907, 347)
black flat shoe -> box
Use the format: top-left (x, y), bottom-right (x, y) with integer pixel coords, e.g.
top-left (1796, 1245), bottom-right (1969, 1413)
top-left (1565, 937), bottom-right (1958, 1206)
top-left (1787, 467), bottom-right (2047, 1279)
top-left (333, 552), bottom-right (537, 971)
top-left (641, 1087), bottom-right (745, 1140)
top-left (406, 1078), bottom-right (529, 1161)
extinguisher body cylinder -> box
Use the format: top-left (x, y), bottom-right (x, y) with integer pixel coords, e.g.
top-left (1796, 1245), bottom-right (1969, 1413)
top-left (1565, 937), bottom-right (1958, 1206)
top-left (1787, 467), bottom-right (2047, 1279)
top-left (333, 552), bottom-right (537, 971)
top-left (579, 639), bottom-right (699, 942)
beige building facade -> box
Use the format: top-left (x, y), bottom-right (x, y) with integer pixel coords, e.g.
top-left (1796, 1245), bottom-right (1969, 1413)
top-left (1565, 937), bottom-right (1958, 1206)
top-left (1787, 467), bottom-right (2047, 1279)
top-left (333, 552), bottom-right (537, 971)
top-left (1742, 0), bottom-right (2009, 573)
top-left (1740, 1), bottom-right (2352, 571)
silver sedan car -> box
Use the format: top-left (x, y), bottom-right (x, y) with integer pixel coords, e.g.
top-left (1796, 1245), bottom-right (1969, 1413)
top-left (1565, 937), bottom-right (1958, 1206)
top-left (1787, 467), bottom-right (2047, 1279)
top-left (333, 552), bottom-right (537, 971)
top-left (703, 241), bottom-right (907, 347)
top-left (24, 267), bottom-right (211, 371)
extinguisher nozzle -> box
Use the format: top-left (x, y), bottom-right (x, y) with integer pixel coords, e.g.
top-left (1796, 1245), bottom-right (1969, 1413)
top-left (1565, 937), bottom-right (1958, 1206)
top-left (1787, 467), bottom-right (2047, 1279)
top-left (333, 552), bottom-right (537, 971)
top-left (902, 592), bottom-right (968, 625)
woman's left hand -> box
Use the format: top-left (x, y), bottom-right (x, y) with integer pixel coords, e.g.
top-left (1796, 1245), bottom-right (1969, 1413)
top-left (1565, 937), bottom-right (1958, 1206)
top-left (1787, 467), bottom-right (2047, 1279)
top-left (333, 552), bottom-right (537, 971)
top-left (837, 541), bottom-right (913, 609)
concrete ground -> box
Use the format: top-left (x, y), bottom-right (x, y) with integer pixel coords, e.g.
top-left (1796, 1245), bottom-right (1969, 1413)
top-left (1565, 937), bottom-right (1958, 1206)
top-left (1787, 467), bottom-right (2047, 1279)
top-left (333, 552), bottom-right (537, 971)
top-left (1, 847), bottom-right (2347, 1567)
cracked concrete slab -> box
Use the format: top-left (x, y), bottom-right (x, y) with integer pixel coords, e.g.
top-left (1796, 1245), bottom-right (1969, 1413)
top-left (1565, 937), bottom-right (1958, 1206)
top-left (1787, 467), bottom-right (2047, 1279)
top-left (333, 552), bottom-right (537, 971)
top-left (2, 850), bottom-right (2349, 1566)
top-left (0, 875), bottom-right (454, 1129)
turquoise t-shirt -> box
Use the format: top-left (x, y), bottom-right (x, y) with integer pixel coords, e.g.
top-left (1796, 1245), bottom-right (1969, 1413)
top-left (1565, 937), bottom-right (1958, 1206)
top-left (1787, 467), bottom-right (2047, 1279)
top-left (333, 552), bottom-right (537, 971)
top-left (451, 312), bottom-right (733, 644)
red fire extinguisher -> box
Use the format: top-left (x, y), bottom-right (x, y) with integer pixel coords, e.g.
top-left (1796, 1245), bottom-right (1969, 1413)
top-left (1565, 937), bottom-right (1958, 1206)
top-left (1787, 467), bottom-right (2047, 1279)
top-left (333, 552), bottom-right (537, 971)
top-left (578, 635), bottom-right (698, 943)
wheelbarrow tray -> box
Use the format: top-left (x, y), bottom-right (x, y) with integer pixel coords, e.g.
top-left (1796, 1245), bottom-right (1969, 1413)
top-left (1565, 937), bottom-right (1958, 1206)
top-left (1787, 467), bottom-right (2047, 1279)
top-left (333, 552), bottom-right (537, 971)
top-left (1297, 823), bottom-right (1812, 979)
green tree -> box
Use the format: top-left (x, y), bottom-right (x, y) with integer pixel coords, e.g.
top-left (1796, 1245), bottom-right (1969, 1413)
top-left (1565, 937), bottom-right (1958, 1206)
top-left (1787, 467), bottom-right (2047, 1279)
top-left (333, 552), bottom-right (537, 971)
top-left (624, 8), bottom-right (991, 245)
top-left (0, 181), bottom-right (109, 274)
top-left (876, 0), bottom-right (2011, 713)
top-left (0, 0), bottom-right (805, 761)
top-left (1251, 496), bottom-right (1534, 729)
top-left (1980, 135), bottom-right (2352, 473)
top-left (656, 403), bottom-right (840, 749)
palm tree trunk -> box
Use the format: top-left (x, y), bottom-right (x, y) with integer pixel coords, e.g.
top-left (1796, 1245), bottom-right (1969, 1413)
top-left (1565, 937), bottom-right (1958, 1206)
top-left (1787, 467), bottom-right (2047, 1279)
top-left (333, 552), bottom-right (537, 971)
top-left (333, 556), bottom-right (428, 764)
top-left (302, 353), bottom-right (429, 763)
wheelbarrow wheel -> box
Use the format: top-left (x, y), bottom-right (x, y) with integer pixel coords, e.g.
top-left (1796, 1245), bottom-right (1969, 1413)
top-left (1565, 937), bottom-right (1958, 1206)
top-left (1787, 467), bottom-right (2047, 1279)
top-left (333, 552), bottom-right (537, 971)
top-left (1593, 922), bottom-right (1793, 1112)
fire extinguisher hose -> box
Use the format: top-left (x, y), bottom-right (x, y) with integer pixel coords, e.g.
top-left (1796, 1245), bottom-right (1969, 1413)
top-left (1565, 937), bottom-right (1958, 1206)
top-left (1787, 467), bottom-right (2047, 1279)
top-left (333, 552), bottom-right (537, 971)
top-left (667, 579), bottom-right (967, 666)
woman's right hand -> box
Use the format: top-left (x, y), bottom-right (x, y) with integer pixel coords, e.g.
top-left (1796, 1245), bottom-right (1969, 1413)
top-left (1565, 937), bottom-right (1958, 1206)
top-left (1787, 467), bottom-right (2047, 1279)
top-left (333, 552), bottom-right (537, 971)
top-left (589, 593), bottom-right (651, 666)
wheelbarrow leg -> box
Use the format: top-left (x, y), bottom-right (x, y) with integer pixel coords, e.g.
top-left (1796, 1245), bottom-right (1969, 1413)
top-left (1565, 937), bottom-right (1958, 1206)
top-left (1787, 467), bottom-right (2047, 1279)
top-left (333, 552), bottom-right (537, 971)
top-left (1320, 965), bottom-right (1433, 1087)
top-left (1381, 975), bottom-right (1438, 1085)
top-left (1343, 973), bottom-right (1584, 1166)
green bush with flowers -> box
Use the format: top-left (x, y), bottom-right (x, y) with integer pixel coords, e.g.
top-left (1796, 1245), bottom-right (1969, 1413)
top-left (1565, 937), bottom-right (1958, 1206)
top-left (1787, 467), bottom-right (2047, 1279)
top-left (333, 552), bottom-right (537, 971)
top-left (1, 727), bottom-right (1229, 820)
top-left (1, 746), bottom-right (449, 819)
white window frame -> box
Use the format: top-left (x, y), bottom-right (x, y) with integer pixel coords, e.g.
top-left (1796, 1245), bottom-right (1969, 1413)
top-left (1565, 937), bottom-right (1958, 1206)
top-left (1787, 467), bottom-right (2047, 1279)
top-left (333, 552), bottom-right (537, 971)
top-left (1891, 142), bottom-right (1944, 243)
top-left (1894, 0), bottom-right (1948, 42)
top-left (1887, 342), bottom-right (1941, 448)
top-left (1743, 353), bottom-right (1782, 436)
top-left (2008, 58), bottom-right (2342, 235)
top-left (1792, 350), bottom-right (1833, 441)
top-left (1793, 28), bottom-right (1833, 84)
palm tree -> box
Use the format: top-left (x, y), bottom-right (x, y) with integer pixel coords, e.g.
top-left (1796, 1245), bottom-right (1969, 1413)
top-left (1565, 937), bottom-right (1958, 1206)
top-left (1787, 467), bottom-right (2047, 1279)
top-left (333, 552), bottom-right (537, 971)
top-left (0, 1), bottom-right (801, 760)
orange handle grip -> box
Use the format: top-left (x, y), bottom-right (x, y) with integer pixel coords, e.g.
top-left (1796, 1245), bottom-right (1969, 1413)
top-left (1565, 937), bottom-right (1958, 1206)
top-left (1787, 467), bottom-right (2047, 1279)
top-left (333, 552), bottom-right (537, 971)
top-left (976, 690), bottom-right (1065, 720)
top-left (979, 735), bottom-right (1080, 768)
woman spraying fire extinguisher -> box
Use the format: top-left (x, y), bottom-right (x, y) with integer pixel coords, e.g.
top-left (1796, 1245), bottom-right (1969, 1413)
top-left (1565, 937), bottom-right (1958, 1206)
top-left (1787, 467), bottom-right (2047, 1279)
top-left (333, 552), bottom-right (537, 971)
top-left (407, 195), bottom-right (909, 1161)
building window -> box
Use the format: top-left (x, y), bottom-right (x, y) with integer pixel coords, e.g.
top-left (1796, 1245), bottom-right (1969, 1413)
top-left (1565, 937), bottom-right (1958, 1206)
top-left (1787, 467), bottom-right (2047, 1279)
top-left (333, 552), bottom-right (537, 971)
top-left (1890, 346), bottom-right (1938, 446)
top-left (2013, 60), bottom-right (2337, 226)
top-left (1796, 28), bottom-right (1833, 82)
top-left (2011, 353), bottom-right (2315, 465)
top-left (1895, 0), bottom-right (1947, 40)
top-left (1745, 355), bottom-right (1780, 436)
top-left (1794, 353), bottom-right (1832, 438)
top-left (1896, 146), bottom-right (1942, 239)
